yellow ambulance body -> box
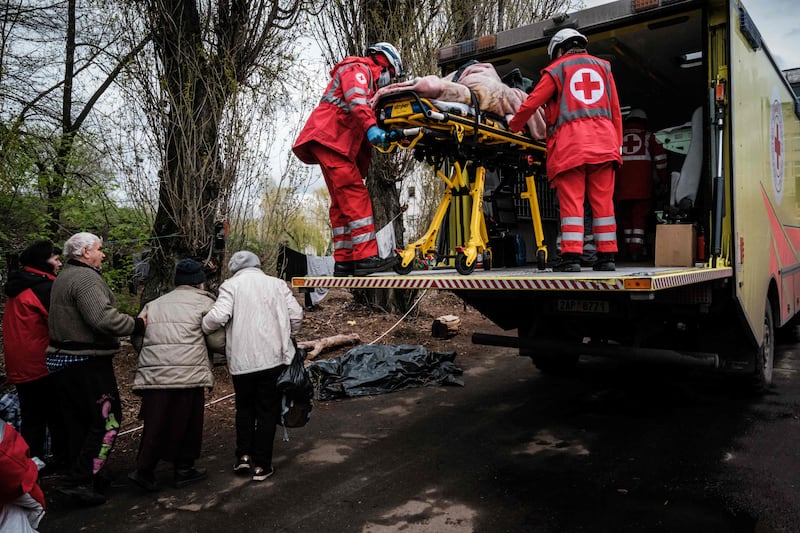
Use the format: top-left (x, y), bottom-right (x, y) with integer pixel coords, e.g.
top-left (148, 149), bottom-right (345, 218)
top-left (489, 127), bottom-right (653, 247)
top-left (293, 0), bottom-right (800, 387)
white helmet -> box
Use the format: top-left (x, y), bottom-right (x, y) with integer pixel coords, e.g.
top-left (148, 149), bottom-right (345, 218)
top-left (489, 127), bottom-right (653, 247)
top-left (367, 42), bottom-right (405, 78)
top-left (547, 28), bottom-right (588, 60)
top-left (627, 108), bottom-right (648, 121)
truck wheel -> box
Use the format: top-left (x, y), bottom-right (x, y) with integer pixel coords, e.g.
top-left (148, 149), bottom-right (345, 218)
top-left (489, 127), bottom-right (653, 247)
top-left (536, 250), bottom-right (546, 270)
top-left (531, 353), bottom-right (579, 375)
top-left (455, 252), bottom-right (475, 275)
top-left (753, 302), bottom-right (775, 390)
top-left (394, 258), bottom-right (414, 275)
top-left (483, 250), bottom-right (492, 271)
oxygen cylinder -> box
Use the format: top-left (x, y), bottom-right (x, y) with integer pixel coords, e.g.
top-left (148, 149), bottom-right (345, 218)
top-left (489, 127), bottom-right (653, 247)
top-left (696, 226), bottom-right (705, 262)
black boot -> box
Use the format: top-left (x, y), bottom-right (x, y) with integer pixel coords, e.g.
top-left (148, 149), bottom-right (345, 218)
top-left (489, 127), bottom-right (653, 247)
top-left (593, 253), bottom-right (616, 271)
top-left (553, 253), bottom-right (581, 272)
top-left (333, 261), bottom-right (354, 277)
top-left (353, 255), bottom-right (398, 276)
top-left (128, 469), bottom-right (159, 492)
top-left (174, 466), bottom-right (208, 488)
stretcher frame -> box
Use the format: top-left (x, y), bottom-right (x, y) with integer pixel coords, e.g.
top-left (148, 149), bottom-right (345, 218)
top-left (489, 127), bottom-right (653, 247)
top-left (376, 90), bottom-right (549, 275)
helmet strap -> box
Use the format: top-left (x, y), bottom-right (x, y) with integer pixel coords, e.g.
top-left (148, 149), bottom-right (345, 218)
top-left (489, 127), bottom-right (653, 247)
top-left (377, 69), bottom-right (391, 88)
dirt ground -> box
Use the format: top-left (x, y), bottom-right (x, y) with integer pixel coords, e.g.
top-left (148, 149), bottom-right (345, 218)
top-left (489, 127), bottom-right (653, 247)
top-left (0, 286), bottom-right (497, 473)
top-left (105, 287), bottom-right (499, 471)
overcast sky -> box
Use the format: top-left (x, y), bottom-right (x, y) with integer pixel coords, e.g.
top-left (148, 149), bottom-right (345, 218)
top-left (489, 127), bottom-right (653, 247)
top-left (577, 0), bottom-right (798, 71)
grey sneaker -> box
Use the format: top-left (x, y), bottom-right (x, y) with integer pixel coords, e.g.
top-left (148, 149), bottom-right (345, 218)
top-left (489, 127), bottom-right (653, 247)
top-left (252, 466), bottom-right (274, 482)
top-left (234, 455), bottom-right (252, 474)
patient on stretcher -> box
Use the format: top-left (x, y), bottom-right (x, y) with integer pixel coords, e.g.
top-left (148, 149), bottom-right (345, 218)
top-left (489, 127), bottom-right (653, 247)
top-left (372, 62), bottom-right (547, 140)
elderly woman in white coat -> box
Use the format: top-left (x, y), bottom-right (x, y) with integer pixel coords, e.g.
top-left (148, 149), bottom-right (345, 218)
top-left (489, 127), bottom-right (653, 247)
top-left (202, 251), bottom-right (303, 482)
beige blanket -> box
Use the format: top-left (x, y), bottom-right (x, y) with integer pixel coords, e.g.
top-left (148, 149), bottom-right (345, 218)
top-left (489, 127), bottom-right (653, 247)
top-left (372, 62), bottom-right (546, 140)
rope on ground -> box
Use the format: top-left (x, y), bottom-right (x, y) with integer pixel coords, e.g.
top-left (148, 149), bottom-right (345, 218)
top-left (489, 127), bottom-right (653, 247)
top-left (368, 288), bottom-right (429, 345)
top-left (117, 392), bottom-right (236, 437)
top-left (118, 288), bottom-right (430, 438)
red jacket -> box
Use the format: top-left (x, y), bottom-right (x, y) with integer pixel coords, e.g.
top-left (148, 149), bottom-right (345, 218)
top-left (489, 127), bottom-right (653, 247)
top-left (615, 125), bottom-right (668, 200)
top-left (2, 267), bottom-right (54, 383)
top-left (292, 56), bottom-right (383, 177)
top-left (509, 52), bottom-right (622, 180)
top-left (0, 422), bottom-right (45, 508)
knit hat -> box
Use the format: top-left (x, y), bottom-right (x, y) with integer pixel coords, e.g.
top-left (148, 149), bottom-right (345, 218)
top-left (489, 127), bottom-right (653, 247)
top-left (174, 258), bottom-right (205, 286)
top-left (228, 250), bottom-right (261, 274)
top-left (20, 241), bottom-right (61, 275)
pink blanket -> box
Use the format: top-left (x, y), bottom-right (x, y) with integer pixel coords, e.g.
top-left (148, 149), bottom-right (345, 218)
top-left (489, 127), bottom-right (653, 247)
top-left (372, 63), bottom-right (546, 140)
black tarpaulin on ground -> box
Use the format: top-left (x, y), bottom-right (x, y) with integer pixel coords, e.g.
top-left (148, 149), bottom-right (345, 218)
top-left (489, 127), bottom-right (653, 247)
top-left (308, 344), bottom-right (464, 401)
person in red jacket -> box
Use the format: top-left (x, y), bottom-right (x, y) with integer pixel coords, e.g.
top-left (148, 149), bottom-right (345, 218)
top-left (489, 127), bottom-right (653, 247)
top-left (293, 43), bottom-right (404, 277)
top-left (508, 28), bottom-right (623, 271)
top-left (615, 108), bottom-right (668, 261)
top-left (0, 419), bottom-right (46, 530)
top-left (2, 241), bottom-right (66, 468)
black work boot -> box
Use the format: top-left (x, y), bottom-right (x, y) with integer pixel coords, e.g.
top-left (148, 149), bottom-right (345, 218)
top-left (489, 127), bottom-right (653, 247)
top-left (593, 253), bottom-right (616, 271)
top-left (128, 469), bottom-right (159, 492)
top-left (333, 261), bottom-right (354, 277)
top-left (174, 466), bottom-right (208, 488)
top-left (353, 255), bottom-right (398, 276)
top-left (553, 253), bottom-right (581, 272)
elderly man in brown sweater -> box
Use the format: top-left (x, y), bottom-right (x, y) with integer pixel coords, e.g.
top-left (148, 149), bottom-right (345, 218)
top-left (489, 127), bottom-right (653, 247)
top-left (46, 232), bottom-right (146, 506)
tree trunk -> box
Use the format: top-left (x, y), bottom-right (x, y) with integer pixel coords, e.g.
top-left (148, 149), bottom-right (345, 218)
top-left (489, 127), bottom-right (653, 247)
top-left (350, 0), bottom-right (420, 315)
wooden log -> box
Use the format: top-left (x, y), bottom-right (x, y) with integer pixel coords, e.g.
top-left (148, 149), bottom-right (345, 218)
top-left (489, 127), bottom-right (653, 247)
top-left (298, 333), bottom-right (361, 359)
top-left (432, 314), bottom-right (461, 338)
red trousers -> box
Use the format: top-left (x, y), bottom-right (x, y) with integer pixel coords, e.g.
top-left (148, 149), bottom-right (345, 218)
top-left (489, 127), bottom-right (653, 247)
top-left (553, 162), bottom-right (618, 254)
top-left (308, 144), bottom-right (378, 262)
top-left (616, 198), bottom-right (651, 254)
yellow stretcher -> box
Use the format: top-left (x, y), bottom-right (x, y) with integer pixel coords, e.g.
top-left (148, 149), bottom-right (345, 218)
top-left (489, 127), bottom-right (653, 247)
top-left (376, 90), bottom-right (549, 275)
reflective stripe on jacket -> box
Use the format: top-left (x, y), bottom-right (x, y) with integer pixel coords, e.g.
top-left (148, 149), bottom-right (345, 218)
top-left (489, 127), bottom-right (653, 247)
top-left (292, 56), bottom-right (383, 176)
top-left (509, 52), bottom-right (622, 180)
top-left (616, 127), bottom-right (668, 199)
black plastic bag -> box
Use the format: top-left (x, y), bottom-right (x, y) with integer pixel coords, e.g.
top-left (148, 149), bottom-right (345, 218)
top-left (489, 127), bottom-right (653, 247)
top-left (277, 341), bottom-right (313, 431)
top-left (277, 341), bottom-right (314, 401)
top-left (307, 344), bottom-right (463, 401)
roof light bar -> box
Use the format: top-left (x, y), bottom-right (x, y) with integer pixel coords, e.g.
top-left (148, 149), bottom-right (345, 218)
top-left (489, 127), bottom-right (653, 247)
top-left (632, 0), bottom-right (659, 12)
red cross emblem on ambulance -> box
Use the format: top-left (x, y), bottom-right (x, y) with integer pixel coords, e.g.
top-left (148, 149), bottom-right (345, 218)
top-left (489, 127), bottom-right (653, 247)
top-left (770, 95), bottom-right (784, 202)
top-left (569, 68), bottom-right (605, 105)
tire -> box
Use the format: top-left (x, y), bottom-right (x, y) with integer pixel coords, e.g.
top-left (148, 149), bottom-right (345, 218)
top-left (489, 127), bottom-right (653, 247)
top-left (455, 252), bottom-right (475, 275)
top-left (754, 302), bottom-right (775, 391)
top-left (537, 250), bottom-right (546, 270)
top-left (393, 259), bottom-right (414, 275)
top-left (483, 250), bottom-right (492, 271)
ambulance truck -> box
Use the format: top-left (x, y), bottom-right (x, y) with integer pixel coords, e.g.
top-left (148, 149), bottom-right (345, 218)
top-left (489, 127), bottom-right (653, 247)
top-left (293, 0), bottom-right (800, 388)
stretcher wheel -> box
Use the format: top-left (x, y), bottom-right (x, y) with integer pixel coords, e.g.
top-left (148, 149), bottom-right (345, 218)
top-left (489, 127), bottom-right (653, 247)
top-left (394, 259), bottom-right (414, 275)
top-left (455, 252), bottom-right (475, 275)
top-left (537, 250), bottom-right (546, 270)
top-left (483, 250), bottom-right (492, 271)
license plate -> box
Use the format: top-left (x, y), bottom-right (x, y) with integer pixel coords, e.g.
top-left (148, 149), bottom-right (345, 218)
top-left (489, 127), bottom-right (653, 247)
top-left (391, 101), bottom-right (413, 117)
top-left (557, 299), bottom-right (610, 313)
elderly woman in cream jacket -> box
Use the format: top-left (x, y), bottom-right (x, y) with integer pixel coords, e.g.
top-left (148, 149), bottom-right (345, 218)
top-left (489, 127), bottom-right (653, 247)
top-left (129, 259), bottom-right (225, 492)
top-left (201, 251), bottom-right (303, 482)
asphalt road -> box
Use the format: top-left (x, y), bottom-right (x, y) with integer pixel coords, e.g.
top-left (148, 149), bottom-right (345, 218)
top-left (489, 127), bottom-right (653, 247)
top-left (40, 333), bottom-right (800, 532)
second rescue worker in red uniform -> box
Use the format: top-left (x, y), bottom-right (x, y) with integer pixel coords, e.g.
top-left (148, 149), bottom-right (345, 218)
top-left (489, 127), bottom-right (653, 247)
top-left (293, 43), bottom-right (404, 277)
top-left (508, 28), bottom-right (623, 271)
top-left (615, 108), bottom-right (667, 261)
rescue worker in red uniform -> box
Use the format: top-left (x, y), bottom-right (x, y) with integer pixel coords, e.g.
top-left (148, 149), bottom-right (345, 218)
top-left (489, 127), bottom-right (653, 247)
top-left (508, 28), bottom-right (623, 271)
top-left (615, 109), bottom-right (667, 261)
top-left (293, 43), bottom-right (404, 276)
